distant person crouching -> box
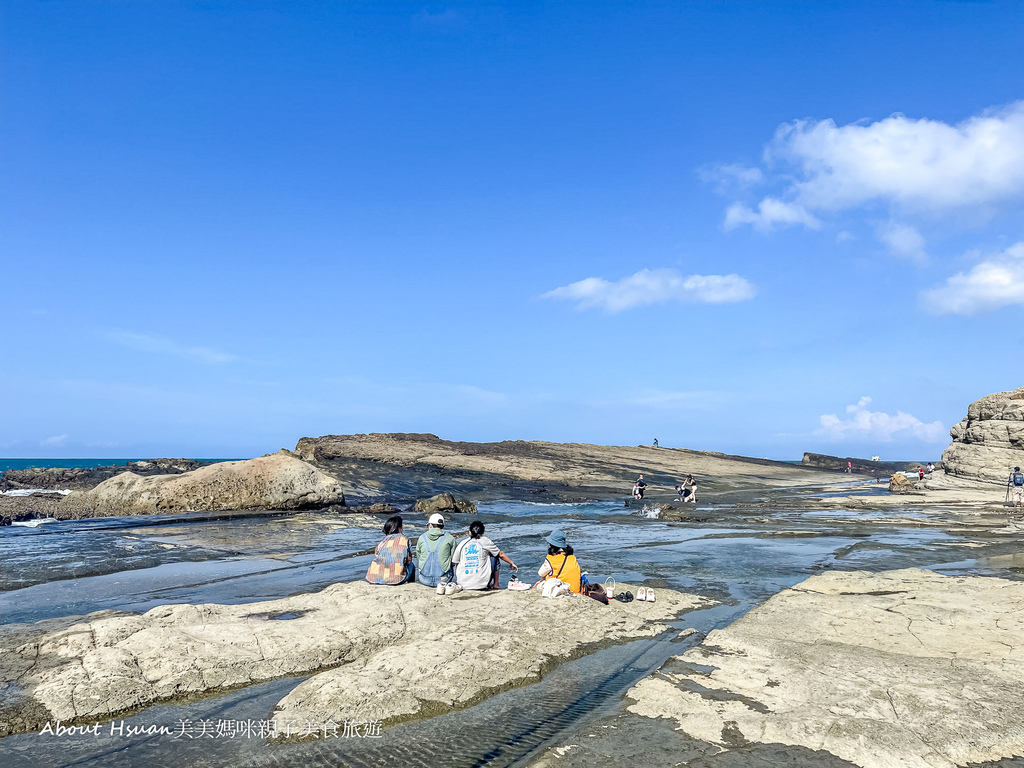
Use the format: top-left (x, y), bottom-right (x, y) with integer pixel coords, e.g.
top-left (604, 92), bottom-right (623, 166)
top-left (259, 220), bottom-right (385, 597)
top-left (675, 474), bottom-right (697, 503)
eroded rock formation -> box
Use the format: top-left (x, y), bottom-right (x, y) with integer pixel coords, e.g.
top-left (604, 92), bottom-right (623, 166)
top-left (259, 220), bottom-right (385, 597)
top-left (941, 386), bottom-right (1024, 485)
top-left (65, 453), bottom-right (344, 515)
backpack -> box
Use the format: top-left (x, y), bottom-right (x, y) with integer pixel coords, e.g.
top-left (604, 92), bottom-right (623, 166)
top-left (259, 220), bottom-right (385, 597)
top-left (1014, 472), bottom-right (1024, 487)
top-left (583, 583), bottom-right (609, 604)
top-left (418, 534), bottom-right (452, 587)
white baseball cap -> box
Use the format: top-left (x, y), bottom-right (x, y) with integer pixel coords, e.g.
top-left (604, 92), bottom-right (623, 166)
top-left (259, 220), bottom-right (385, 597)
top-left (428, 513), bottom-right (444, 526)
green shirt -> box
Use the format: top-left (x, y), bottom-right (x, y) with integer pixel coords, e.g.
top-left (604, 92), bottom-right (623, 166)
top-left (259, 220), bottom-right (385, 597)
top-left (416, 527), bottom-right (456, 572)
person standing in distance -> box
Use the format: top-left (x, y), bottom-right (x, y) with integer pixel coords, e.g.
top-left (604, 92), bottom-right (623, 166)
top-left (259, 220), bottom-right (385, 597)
top-left (1010, 466), bottom-right (1024, 511)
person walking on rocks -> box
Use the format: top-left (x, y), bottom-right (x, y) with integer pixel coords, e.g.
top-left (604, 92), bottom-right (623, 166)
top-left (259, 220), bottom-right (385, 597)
top-left (537, 529), bottom-right (583, 594)
top-left (1010, 466), bottom-right (1024, 511)
top-left (633, 474), bottom-right (647, 500)
top-left (453, 520), bottom-right (517, 590)
top-left (416, 513), bottom-right (456, 587)
top-left (366, 515), bottom-right (414, 585)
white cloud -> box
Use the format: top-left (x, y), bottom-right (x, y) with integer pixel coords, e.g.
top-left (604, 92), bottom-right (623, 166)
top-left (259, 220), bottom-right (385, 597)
top-left (110, 332), bottom-right (238, 363)
top-left (718, 101), bottom-right (1024, 260)
top-left (699, 163), bottom-right (765, 193)
top-left (877, 221), bottom-right (927, 262)
top-left (817, 396), bottom-right (945, 443)
top-left (724, 198), bottom-right (821, 231)
top-left (41, 434), bottom-right (68, 447)
top-left (542, 268), bottom-right (756, 312)
top-left (920, 241), bottom-right (1024, 315)
top-left (768, 101), bottom-right (1024, 213)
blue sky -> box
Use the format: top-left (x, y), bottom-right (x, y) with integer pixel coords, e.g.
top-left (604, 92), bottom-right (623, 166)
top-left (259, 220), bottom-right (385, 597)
top-left (2, 1), bottom-right (1023, 460)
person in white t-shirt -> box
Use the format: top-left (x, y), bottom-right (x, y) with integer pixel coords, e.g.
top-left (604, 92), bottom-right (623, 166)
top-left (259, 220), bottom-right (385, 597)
top-left (453, 520), bottom-right (518, 590)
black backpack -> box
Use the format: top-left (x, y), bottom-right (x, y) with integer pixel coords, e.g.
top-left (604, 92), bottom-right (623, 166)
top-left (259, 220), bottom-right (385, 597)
top-left (1013, 472), bottom-right (1024, 487)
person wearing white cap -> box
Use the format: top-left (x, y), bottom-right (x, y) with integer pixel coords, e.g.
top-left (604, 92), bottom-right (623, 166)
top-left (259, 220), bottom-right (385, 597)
top-left (415, 513), bottom-right (456, 588)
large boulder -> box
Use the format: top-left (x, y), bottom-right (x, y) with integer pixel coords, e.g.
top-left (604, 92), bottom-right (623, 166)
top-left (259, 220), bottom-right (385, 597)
top-left (889, 471), bottom-right (913, 494)
top-left (413, 492), bottom-right (477, 515)
top-left (67, 453), bottom-right (344, 515)
top-left (940, 386), bottom-right (1024, 485)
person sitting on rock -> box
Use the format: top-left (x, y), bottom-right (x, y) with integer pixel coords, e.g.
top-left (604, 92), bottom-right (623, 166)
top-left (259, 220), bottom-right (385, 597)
top-left (365, 515), bottom-right (414, 585)
top-left (415, 513), bottom-right (456, 587)
top-left (453, 520), bottom-right (517, 590)
top-left (537, 529), bottom-right (583, 594)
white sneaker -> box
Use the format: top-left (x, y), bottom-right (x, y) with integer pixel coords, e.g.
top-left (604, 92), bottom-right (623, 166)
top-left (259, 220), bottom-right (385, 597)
top-left (646, 589), bottom-right (656, 603)
top-left (637, 587), bottom-right (647, 601)
top-left (436, 582), bottom-right (447, 596)
top-left (445, 582), bottom-right (460, 595)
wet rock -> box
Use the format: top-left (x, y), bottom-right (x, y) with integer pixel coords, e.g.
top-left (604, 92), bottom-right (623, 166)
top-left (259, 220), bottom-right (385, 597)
top-left (626, 569), bottom-right (1024, 768)
top-left (941, 386), bottom-right (1024, 485)
top-left (0, 582), bottom-right (710, 736)
top-left (346, 502), bottom-right (402, 514)
top-left (65, 453), bottom-right (344, 515)
top-left (413, 492), bottom-right (477, 515)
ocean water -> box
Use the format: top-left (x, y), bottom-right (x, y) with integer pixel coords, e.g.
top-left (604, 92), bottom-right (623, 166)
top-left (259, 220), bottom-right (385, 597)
top-left (0, 458), bottom-right (237, 473)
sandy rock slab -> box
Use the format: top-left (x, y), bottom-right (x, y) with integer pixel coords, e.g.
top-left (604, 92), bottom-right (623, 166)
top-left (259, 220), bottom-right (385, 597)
top-left (0, 581), bottom-right (708, 737)
top-left (626, 569), bottom-right (1024, 768)
top-left (65, 452), bottom-right (344, 515)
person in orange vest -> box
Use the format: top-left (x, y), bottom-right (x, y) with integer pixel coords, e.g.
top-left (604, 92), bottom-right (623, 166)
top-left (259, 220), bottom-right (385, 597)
top-left (537, 529), bottom-right (583, 593)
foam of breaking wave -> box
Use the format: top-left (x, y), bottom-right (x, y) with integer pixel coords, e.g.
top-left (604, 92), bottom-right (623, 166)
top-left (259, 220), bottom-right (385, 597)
top-left (1, 488), bottom-right (72, 496)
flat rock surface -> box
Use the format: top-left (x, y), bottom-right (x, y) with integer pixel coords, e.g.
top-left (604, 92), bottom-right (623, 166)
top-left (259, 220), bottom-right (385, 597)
top-left (295, 432), bottom-right (850, 500)
top-left (0, 580), bottom-right (708, 737)
top-left (624, 569), bottom-right (1024, 768)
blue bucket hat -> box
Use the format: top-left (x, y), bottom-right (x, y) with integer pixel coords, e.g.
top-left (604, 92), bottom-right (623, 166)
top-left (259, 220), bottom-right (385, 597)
top-left (545, 529), bottom-right (568, 548)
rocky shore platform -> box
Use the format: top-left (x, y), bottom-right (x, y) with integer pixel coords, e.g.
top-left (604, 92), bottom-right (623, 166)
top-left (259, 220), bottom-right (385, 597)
top-left (293, 432), bottom-right (853, 502)
top-left (531, 569), bottom-right (1024, 768)
top-left (0, 581), bottom-right (709, 737)
top-left (1, 434), bottom-right (858, 525)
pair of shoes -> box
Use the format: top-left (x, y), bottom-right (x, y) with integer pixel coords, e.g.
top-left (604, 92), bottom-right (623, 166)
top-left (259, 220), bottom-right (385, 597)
top-left (614, 591), bottom-right (634, 603)
top-left (636, 587), bottom-right (656, 603)
top-left (507, 576), bottom-right (533, 591)
top-left (445, 583), bottom-right (463, 596)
